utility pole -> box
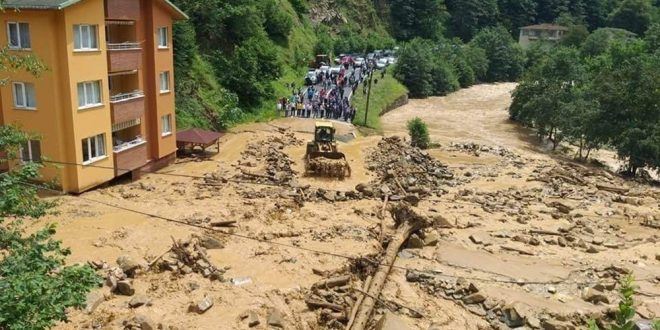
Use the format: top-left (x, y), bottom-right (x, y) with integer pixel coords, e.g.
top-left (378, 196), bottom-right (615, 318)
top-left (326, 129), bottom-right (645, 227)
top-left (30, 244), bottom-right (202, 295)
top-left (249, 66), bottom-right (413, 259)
top-left (363, 68), bottom-right (373, 127)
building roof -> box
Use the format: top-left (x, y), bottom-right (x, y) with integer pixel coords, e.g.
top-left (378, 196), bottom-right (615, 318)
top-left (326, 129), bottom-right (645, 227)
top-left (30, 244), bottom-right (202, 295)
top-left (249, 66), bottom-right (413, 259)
top-left (520, 23), bottom-right (569, 31)
top-left (2, 0), bottom-right (188, 19)
top-left (176, 128), bottom-right (224, 146)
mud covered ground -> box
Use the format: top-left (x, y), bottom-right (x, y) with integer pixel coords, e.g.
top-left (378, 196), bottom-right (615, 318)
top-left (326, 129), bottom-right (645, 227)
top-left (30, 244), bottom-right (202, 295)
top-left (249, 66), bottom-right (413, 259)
top-left (35, 83), bottom-right (658, 330)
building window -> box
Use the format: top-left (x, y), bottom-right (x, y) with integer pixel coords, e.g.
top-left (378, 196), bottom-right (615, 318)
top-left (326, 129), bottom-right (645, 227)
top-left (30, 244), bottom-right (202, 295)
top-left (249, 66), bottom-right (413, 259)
top-left (20, 140), bottom-right (41, 163)
top-left (161, 114), bottom-right (172, 136)
top-left (12, 82), bottom-right (36, 109)
top-left (77, 81), bottom-right (102, 109)
top-left (159, 71), bottom-right (170, 93)
top-left (7, 22), bottom-right (31, 49)
top-left (73, 24), bottom-right (98, 50)
top-left (82, 134), bottom-right (106, 164)
top-left (158, 27), bottom-right (168, 48)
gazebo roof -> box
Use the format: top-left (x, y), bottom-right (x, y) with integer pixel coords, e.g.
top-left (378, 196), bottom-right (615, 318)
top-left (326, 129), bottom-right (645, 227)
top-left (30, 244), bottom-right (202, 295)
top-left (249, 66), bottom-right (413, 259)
top-left (176, 128), bottom-right (224, 146)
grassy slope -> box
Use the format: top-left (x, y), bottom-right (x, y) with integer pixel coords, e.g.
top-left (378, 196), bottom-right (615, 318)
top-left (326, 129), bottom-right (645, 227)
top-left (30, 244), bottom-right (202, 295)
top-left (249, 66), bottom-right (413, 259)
top-left (351, 72), bottom-right (408, 132)
top-left (243, 0), bottom-right (317, 123)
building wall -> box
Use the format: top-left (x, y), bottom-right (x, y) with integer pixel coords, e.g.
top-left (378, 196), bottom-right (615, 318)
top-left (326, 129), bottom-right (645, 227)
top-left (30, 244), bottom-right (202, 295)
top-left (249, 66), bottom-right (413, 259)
top-left (0, 10), bottom-right (72, 188)
top-left (148, 0), bottom-right (177, 160)
top-left (0, 0), bottom-right (181, 192)
top-left (63, 0), bottom-right (116, 192)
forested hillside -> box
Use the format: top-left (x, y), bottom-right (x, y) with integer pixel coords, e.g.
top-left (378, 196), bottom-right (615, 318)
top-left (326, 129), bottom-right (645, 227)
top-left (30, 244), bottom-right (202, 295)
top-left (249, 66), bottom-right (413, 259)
top-left (172, 0), bottom-right (659, 130)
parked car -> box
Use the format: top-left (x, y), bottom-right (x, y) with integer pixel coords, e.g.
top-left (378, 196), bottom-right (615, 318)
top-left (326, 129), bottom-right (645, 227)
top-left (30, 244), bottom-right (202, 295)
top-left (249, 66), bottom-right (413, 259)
top-left (376, 58), bottom-right (388, 69)
top-left (319, 65), bottom-right (330, 75)
top-left (329, 66), bottom-right (341, 75)
top-left (386, 57), bottom-right (396, 65)
top-left (305, 70), bottom-right (318, 85)
top-left (354, 57), bottom-right (365, 67)
top-left (366, 53), bottom-right (375, 61)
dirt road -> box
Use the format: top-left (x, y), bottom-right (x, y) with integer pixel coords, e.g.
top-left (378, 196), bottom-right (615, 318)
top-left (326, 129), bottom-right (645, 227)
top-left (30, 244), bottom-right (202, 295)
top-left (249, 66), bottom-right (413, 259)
top-left (41, 84), bottom-right (658, 330)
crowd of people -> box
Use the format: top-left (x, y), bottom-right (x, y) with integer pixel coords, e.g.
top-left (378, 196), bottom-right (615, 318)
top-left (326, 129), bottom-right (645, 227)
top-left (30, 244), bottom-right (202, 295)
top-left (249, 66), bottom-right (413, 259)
top-left (277, 60), bottom-right (380, 123)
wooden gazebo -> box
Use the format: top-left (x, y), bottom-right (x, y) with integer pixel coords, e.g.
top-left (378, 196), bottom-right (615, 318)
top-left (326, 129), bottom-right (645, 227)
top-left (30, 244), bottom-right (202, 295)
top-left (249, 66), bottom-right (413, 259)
top-left (176, 128), bottom-right (224, 153)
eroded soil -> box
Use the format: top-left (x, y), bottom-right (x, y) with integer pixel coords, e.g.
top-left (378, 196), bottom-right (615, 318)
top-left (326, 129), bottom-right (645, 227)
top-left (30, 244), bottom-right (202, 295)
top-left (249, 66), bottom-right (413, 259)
top-left (36, 83), bottom-right (658, 330)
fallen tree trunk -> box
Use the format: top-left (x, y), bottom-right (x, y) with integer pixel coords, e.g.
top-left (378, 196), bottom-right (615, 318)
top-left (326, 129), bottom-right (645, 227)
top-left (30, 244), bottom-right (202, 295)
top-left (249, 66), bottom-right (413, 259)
top-left (348, 203), bottom-right (431, 330)
top-left (596, 184), bottom-right (629, 194)
top-left (312, 275), bottom-right (351, 290)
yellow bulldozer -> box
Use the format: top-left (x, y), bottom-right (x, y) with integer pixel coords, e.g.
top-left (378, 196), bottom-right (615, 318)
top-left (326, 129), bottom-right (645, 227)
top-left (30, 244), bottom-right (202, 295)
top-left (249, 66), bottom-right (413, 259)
top-left (305, 121), bottom-right (351, 179)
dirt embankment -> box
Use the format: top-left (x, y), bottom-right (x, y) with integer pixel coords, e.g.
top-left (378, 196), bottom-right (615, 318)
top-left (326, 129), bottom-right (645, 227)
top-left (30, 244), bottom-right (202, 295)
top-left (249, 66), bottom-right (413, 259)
top-left (40, 84), bottom-right (658, 330)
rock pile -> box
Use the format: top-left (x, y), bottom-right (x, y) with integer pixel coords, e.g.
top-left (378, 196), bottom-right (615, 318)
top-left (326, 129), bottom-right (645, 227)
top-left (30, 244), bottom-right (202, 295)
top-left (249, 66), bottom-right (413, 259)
top-left (365, 136), bottom-right (453, 198)
top-left (447, 142), bottom-right (520, 161)
top-left (236, 133), bottom-right (303, 185)
top-left (156, 236), bottom-right (225, 281)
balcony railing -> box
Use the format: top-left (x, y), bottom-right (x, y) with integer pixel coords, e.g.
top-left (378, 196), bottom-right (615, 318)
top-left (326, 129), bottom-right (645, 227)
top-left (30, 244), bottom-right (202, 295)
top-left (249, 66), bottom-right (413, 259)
top-left (108, 42), bottom-right (141, 50)
top-left (113, 136), bottom-right (146, 153)
top-left (113, 138), bottom-right (148, 177)
top-left (110, 90), bottom-right (144, 103)
top-left (110, 91), bottom-right (144, 124)
top-left (108, 47), bottom-right (142, 72)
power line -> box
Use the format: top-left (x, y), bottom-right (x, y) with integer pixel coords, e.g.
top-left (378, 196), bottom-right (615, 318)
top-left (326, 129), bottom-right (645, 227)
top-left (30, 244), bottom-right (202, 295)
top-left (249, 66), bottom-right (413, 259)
top-left (17, 180), bottom-right (658, 287)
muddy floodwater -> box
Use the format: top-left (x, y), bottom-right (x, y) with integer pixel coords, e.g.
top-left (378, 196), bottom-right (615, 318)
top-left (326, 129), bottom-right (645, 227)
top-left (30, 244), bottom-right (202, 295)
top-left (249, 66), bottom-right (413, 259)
top-left (34, 83), bottom-right (658, 330)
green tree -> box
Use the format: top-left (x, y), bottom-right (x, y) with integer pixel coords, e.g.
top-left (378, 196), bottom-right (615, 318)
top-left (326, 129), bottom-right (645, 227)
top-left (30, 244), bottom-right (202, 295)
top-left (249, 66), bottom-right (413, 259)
top-left (607, 0), bottom-right (654, 36)
top-left (510, 47), bottom-right (588, 150)
top-left (261, 0), bottom-right (293, 41)
top-left (645, 23), bottom-right (660, 53)
top-left (0, 126), bottom-right (100, 329)
top-left (581, 27), bottom-right (637, 56)
top-left (463, 45), bottom-right (489, 81)
top-left (314, 25), bottom-right (335, 56)
top-left (591, 40), bottom-right (660, 175)
top-left (389, 0), bottom-right (448, 40)
top-left (393, 39), bottom-right (435, 97)
top-left (214, 35), bottom-right (282, 107)
top-left (497, 0), bottom-right (537, 35)
top-left (446, 0), bottom-right (500, 41)
top-left (407, 117), bottom-right (431, 149)
top-left (469, 26), bottom-right (525, 81)
top-left (561, 23), bottom-right (590, 47)
top-left (535, 0), bottom-right (570, 23)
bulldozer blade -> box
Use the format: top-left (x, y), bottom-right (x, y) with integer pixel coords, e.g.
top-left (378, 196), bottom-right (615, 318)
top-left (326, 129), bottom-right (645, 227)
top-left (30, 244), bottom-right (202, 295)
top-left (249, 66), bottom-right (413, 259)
top-left (307, 151), bottom-right (347, 160)
top-left (306, 152), bottom-right (351, 179)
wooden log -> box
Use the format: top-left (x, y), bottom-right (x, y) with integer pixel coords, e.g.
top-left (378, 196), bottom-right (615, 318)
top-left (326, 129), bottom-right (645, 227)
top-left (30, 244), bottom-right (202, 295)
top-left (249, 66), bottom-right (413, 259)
top-left (147, 247), bottom-right (172, 269)
top-left (378, 195), bottom-right (389, 244)
top-left (304, 298), bottom-right (345, 312)
top-left (345, 275), bottom-right (372, 330)
top-left (348, 203), bottom-right (431, 330)
top-left (210, 220), bottom-right (237, 227)
top-left (596, 184), bottom-right (629, 194)
top-left (312, 275), bottom-right (351, 290)
top-left (501, 245), bottom-right (535, 256)
top-left (529, 229), bottom-right (562, 236)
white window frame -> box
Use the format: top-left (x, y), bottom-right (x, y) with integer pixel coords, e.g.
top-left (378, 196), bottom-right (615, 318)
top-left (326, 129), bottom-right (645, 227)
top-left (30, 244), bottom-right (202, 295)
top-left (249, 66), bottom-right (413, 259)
top-left (12, 82), bottom-right (37, 110)
top-left (77, 80), bottom-right (102, 109)
top-left (7, 22), bottom-right (31, 50)
top-left (81, 133), bottom-right (106, 165)
top-left (157, 27), bottom-right (168, 49)
top-left (73, 24), bottom-right (99, 51)
top-left (161, 114), bottom-right (172, 136)
top-left (159, 71), bottom-right (170, 93)
top-left (19, 140), bottom-right (41, 163)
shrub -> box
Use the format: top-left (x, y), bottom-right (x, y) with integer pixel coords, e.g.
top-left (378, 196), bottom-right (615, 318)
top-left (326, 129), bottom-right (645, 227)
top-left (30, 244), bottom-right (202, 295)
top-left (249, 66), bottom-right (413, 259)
top-left (407, 117), bottom-right (431, 149)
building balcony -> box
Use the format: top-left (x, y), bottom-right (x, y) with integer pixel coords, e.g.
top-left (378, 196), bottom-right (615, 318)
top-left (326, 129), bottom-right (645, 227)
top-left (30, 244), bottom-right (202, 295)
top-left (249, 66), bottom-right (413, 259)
top-left (110, 91), bottom-right (145, 124)
top-left (113, 137), bottom-right (148, 176)
top-left (108, 43), bottom-right (142, 72)
top-left (105, 0), bottom-right (141, 20)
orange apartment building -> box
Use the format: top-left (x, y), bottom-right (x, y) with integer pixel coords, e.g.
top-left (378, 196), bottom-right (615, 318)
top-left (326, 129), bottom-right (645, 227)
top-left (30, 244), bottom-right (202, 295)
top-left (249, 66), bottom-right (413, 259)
top-left (0, 0), bottom-right (187, 193)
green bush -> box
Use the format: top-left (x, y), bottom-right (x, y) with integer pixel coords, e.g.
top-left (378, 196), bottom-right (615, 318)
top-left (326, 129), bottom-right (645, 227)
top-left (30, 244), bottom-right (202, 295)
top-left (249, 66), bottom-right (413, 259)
top-left (407, 117), bottom-right (431, 149)
top-left (469, 26), bottom-right (525, 82)
top-left (0, 126), bottom-right (100, 329)
top-left (262, 0), bottom-right (293, 40)
top-left (0, 224), bottom-right (100, 329)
